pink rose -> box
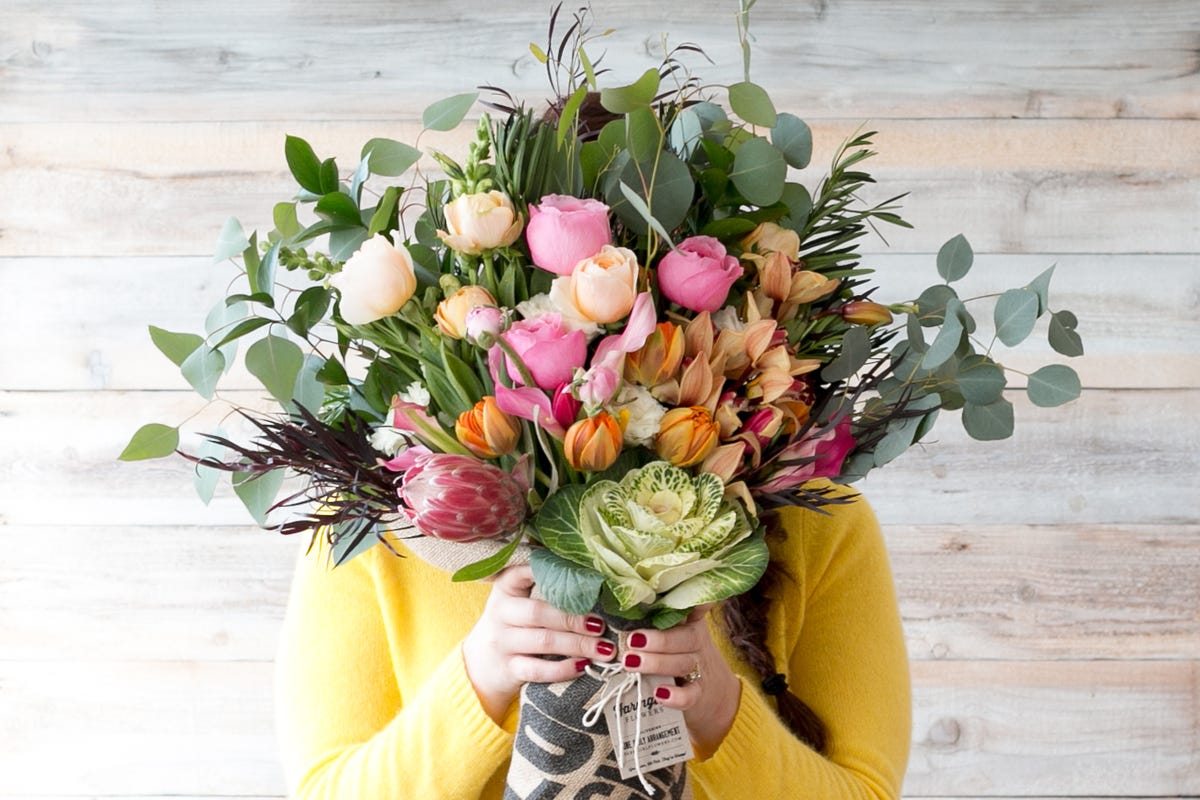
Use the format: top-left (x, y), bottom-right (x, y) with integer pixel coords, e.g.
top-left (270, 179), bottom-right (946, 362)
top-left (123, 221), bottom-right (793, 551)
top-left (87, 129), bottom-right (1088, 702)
top-left (656, 236), bottom-right (744, 313)
top-left (525, 195), bottom-right (612, 275)
top-left (501, 314), bottom-right (587, 390)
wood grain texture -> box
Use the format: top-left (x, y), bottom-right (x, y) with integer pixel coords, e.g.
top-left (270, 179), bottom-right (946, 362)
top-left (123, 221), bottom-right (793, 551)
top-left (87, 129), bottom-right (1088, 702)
top-left (2, 0), bottom-right (1197, 123)
top-left (2, 523), bottom-right (1195, 663)
top-left (3, 119), bottom-right (1197, 256)
top-left (6, 253), bottom-right (1195, 392)
top-left (5, 388), bottom-right (1189, 528)
top-left (1, 659), bottom-right (1194, 796)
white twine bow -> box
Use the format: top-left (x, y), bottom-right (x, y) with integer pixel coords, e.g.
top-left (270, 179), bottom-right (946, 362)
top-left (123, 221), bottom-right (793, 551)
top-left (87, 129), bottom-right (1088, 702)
top-left (581, 660), bottom-right (655, 796)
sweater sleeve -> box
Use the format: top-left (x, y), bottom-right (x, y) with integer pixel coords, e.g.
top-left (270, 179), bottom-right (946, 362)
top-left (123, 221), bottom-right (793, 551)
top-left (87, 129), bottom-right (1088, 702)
top-left (689, 493), bottom-right (911, 798)
top-left (274, 543), bottom-right (514, 799)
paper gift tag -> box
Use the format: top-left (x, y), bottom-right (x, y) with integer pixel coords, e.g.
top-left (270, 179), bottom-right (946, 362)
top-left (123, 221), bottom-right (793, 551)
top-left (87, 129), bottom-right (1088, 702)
top-left (602, 674), bottom-right (694, 780)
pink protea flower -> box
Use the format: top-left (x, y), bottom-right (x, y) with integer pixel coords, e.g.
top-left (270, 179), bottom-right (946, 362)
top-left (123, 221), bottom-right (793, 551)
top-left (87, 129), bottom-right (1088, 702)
top-left (399, 454), bottom-right (527, 542)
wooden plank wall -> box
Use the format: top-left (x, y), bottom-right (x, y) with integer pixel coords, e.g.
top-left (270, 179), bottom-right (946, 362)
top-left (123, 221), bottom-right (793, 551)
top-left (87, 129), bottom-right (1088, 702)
top-left (2, 1), bottom-right (1197, 797)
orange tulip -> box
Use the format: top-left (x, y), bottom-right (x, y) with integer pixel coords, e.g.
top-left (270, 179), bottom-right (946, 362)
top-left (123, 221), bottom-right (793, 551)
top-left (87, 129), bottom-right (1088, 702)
top-left (564, 412), bottom-right (624, 472)
top-left (625, 322), bottom-right (685, 387)
top-left (455, 397), bottom-right (520, 459)
top-left (655, 406), bottom-right (720, 467)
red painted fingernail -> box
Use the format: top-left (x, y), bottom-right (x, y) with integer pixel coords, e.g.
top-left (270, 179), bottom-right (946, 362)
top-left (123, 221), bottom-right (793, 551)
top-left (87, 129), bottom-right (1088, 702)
top-left (624, 653), bottom-right (642, 668)
top-left (585, 616), bottom-right (605, 634)
top-left (575, 659), bottom-right (590, 672)
top-left (629, 632), bottom-right (647, 648)
top-left (596, 641), bottom-right (615, 657)
top-left (655, 686), bottom-right (671, 700)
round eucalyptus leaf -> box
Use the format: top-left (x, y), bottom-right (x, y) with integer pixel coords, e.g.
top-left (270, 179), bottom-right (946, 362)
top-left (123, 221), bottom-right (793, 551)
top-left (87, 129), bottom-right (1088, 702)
top-left (994, 288), bottom-right (1039, 347)
top-left (771, 113), bottom-right (813, 168)
top-left (1026, 364), bottom-right (1081, 407)
top-left (626, 106), bottom-right (662, 163)
top-left (1025, 264), bottom-right (1056, 316)
top-left (936, 234), bottom-right (974, 282)
top-left (957, 355), bottom-right (1007, 405)
top-left (871, 428), bottom-right (912, 468)
top-left (961, 396), bottom-right (1015, 441)
top-left (779, 182), bottom-right (812, 231)
top-left (668, 108), bottom-right (704, 160)
top-left (422, 92), bottom-right (478, 132)
top-left (1049, 310), bottom-right (1085, 357)
top-left (920, 300), bottom-right (965, 370)
top-left (610, 151), bottom-right (693, 234)
top-left (727, 81), bottom-right (777, 127)
top-left (360, 138), bottom-right (421, 177)
top-left (689, 101), bottom-right (728, 133)
top-left (730, 138), bottom-right (786, 206)
top-left (905, 312), bottom-right (928, 353)
top-left (246, 334), bottom-right (304, 405)
top-left (600, 68), bottom-right (660, 113)
top-left (916, 284), bottom-right (959, 327)
top-left (821, 325), bottom-right (871, 382)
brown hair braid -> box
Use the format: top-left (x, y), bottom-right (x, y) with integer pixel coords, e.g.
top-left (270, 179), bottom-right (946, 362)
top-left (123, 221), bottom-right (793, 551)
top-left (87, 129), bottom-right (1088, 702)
top-left (720, 519), bottom-right (827, 753)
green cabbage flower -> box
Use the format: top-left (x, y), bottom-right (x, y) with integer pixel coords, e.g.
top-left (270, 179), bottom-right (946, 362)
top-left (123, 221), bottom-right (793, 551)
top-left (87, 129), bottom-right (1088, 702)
top-left (532, 461), bottom-right (769, 627)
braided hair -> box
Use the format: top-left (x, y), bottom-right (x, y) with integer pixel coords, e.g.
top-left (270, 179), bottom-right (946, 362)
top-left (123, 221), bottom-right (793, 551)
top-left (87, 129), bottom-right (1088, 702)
top-left (720, 516), bottom-right (827, 752)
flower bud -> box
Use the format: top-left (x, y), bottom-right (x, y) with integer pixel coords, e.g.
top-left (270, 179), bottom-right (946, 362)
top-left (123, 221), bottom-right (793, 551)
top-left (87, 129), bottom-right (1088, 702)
top-left (455, 397), bottom-right (521, 459)
top-left (465, 306), bottom-right (503, 344)
top-left (564, 412), bottom-right (624, 472)
top-left (841, 301), bottom-right (893, 327)
top-left (700, 441), bottom-right (745, 483)
top-left (436, 285), bottom-right (498, 339)
top-left (655, 406), bottom-right (720, 467)
top-left (625, 322), bottom-right (685, 388)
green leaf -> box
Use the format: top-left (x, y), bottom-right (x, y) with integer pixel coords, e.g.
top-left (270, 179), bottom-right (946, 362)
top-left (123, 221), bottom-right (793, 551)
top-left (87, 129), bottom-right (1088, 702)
top-left (318, 157), bottom-right (339, 195)
top-left (290, 354), bottom-right (326, 414)
top-left (771, 113), bottom-right (812, 168)
top-left (529, 548), bottom-right (604, 615)
top-left (626, 106), bottom-right (661, 163)
top-left (916, 284), bottom-right (959, 327)
top-left (214, 217), bottom-right (250, 263)
top-left (191, 429), bottom-right (227, 505)
top-left (779, 182), bottom-right (812, 231)
top-left (246, 334), bottom-right (304, 404)
top-left (668, 108), bottom-right (703, 160)
top-left (937, 234), bottom-right (974, 282)
top-left (650, 608), bottom-right (689, 630)
top-left (368, 186), bottom-right (402, 236)
top-left (700, 217), bottom-right (757, 240)
top-left (361, 138), bottom-right (422, 176)
top-left (905, 312), bottom-right (927, 353)
top-left (730, 137), bottom-right (786, 206)
top-left (284, 135), bottom-right (325, 194)
top-left (556, 85), bottom-right (590, 146)
top-left (921, 298), bottom-right (965, 370)
top-left (610, 151), bottom-right (693, 236)
top-left (599, 68), bottom-right (660, 113)
top-left (247, 241), bottom-right (280, 297)
top-left (423, 92), bottom-right (478, 132)
top-left (330, 519), bottom-right (380, 566)
top-left (657, 533), bottom-right (769, 609)
top-left (1049, 310), bottom-right (1085, 357)
top-left (329, 228), bottom-right (370, 262)
top-left (1027, 364), bottom-right (1081, 407)
top-left (994, 288), bottom-right (1039, 347)
top-left (212, 316), bottom-right (270, 349)
top-left (1026, 264), bottom-right (1056, 316)
top-left (956, 354), bottom-right (1007, 405)
top-left (316, 357), bottom-right (350, 386)
top-left (273, 202), bottom-right (301, 241)
top-left (316, 192), bottom-right (365, 228)
top-left (180, 345), bottom-right (225, 399)
top-left (232, 469), bottom-right (285, 526)
top-left (618, 182), bottom-right (674, 247)
top-left (451, 535), bottom-right (524, 582)
top-left (727, 81), bottom-right (777, 127)
top-left (118, 423), bottom-right (179, 461)
top-left (534, 484), bottom-right (591, 566)
top-left (961, 396), bottom-right (1015, 441)
top-left (287, 286), bottom-right (331, 338)
top-left (821, 325), bottom-right (871, 382)
top-left (148, 326), bottom-right (203, 367)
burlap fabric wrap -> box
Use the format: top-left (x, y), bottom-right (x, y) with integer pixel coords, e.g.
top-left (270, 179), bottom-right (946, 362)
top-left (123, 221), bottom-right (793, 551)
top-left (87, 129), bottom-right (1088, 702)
top-left (391, 519), bottom-right (694, 799)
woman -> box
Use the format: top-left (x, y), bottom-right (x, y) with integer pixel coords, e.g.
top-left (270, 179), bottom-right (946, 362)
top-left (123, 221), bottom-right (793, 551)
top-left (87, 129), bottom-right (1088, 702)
top-left (275, 482), bottom-right (910, 798)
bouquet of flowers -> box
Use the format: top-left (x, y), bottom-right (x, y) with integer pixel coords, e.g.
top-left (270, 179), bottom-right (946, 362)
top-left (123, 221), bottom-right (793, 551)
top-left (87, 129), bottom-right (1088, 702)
top-left (123, 6), bottom-right (1082, 797)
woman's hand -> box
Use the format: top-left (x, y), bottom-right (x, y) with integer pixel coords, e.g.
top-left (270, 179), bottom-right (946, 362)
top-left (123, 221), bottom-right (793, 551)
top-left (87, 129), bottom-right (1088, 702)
top-left (462, 564), bottom-right (616, 723)
top-left (620, 605), bottom-right (742, 758)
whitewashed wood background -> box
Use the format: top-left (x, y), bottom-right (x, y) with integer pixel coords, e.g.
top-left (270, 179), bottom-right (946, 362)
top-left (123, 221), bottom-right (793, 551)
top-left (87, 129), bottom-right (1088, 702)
top-left (2, 1), bottom-right (1198, 798)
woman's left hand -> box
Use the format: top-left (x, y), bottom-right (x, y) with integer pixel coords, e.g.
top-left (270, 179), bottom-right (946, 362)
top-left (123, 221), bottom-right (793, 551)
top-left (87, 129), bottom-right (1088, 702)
top-left (619, 604), bottom-right (741, 757)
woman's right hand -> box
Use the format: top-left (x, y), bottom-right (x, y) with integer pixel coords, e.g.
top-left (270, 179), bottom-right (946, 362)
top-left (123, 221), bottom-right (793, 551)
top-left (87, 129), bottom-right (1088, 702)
top-left (462, 564), bottom-right (616, 723)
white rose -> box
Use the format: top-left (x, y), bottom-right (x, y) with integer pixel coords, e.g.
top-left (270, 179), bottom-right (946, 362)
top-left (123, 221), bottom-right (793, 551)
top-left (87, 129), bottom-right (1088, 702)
top-left (611, 384), bottom-right (668, 448)
top-left (330, 235), bottom-right (417, 325)
top-left (437, 191), bottom-right (524, 255)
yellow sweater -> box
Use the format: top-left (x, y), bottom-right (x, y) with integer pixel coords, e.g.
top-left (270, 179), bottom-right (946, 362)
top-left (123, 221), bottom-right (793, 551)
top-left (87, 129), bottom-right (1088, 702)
top-left (275, 488), bottom-right (911, 798)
